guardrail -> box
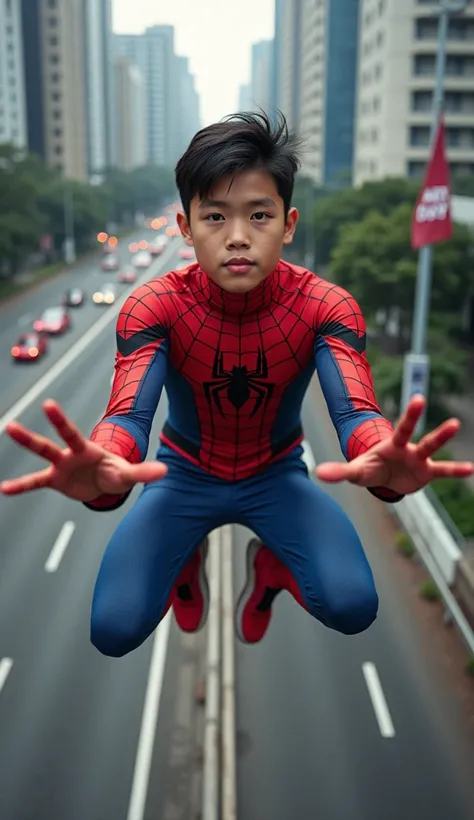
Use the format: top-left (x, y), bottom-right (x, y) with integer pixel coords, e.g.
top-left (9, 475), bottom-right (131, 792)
top-left (390, 490), bottom-right (474, 656)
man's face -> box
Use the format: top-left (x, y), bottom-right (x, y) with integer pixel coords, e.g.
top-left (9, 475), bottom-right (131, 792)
top-left (177, 168), bottom-right (298, 293)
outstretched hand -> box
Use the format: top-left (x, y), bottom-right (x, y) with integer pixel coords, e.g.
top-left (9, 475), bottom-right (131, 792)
top-left (315, 394), bottom-right (473, 496)
top-left (0, 399), bottom-right (167, 501)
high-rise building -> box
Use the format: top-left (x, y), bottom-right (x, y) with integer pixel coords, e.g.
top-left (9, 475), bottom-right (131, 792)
top-left (21, 0), bottom-right (87, 180)
top-left (270, 0), bottom-right (285, 119)
top-left (0, 0), bottom-right (27, 148)
top-left (115, 58), bottom-right (146, 172)
top-left (354, 0), bottom-right (474, 186)
top-left (175, 55), bottom-right (200, 156)
top-left (275, 0), bottom-right (302, 131)
top-left (299, 0), bottom-right (360, 187)
top-left (83, 0), bottom-right (113, 180)
top-left (238, 83), bottom-right (252, 112)
top-left (250, 40), bottom-right (273, 113)
top-left (114, 25), bottom-right (177, 167)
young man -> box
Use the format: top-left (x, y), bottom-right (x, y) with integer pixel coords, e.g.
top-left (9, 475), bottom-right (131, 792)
top-left (1, 113), bottom-right (471, 655)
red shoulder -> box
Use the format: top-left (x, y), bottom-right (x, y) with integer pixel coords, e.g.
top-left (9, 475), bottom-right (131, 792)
top-left (117, 271), bottom-right (183, 337)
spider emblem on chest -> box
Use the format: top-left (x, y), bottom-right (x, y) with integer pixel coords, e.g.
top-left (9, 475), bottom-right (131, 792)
top-left (203, 347), bottom-right (275, 417)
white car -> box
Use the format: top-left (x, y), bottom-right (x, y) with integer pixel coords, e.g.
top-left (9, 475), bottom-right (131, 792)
top-left (132, 250), bottom-right (152, 269)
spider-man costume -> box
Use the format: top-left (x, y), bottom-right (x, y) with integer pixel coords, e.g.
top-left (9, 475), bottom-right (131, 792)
top-left (87, 260), bottom-right (400, 656)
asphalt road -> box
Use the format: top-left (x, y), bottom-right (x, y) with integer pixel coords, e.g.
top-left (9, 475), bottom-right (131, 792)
top-left (0, 241), bottom-right (205, 820)
top-left (0, 225), bottom-right (172, 418)
top-left (1, 247), bottom-right (474, 819)
top-left (234, 382), bottom-right (474, 820)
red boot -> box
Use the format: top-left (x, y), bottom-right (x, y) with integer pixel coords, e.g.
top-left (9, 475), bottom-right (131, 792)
top-left (235, 539), bottom-right (305, 644)
top-left (172, 539), bottom-right (209, 633)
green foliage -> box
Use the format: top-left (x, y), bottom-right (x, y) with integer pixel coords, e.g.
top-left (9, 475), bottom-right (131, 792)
top-left (312, 177), bottom-right (420, 265)
top-left (395, 531), bottom-right (415, 558)
top-left (331, 203), bottom-right (474, 322)
top-left (0, 142), bottom-right (176, 277)
top-left (419, 579), bottom-right (440, 602)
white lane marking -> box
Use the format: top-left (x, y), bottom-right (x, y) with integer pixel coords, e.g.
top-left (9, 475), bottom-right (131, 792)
top-left (0, 240), bottom-right (177, 436)
top-left (301, 439), bottom-right (316, 473)
top-left (362, 662), bottom-right (395, 738)
top-left (18, 313), bottom-right (33, 327)
top-left (202, 529), bottom-right (222, 820)
top-left (126, 612), bottom-right (172, 820)
top-left (0, 658), bottom-right (13, 694)
top-left (221, 525), bottom-right (237, 820)
top-left (45, 521), bottom-right (75, 573)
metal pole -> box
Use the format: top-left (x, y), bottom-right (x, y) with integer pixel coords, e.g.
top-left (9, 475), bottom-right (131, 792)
top-left (410, 8), bottom-right (449, 357)
top-left (400, 3), bottom-right (466, 432)
top-left (63, 183), bottom-right (76, 265)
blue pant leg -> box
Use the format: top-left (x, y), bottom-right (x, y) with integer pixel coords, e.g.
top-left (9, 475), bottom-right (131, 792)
top-left (90, 450), bottom-right (229, 657)
top-left (238, 452), bottom-right (378, 635)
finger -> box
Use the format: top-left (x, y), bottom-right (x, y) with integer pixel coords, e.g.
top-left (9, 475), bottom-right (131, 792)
top-left (429, 460), bottom-right (474, 479)
top-left (123, 460), bottom-right (168, 485)
top-left (0, 467), bottom-right (53, 495)
top-left (416, 418), bottom-right (460, 460)
top-left (43, 400), bottom-right (86, 454)
top-left (392, 394), bottom-right (425, 448)
top-left (5, 420), bottom-right (64, 465)
top-left (315, 461), bottom-right (359, 484)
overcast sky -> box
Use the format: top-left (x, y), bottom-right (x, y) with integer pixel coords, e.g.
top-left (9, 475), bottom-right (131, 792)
top-left (112, 0), bottom-right (274, 127)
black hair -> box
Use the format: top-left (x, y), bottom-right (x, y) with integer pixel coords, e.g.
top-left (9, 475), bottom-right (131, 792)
top-left (175, 110), bottom-right (303, 218)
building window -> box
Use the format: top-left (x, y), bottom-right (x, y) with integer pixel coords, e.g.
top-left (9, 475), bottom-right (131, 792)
top-left (446, 55), bottom-right (474, 76)
top-left (49, 16), bottom-right (58, 26)
top-left (49, 37), bottom-right (58, 47)
top-left (50, 55), bottom-right (59, 65)
top-left (52, 110), bottom-right (61, 120)
top-left (445, 91), bottom-right (474, 113)
top-left (407, 161), bottom-right (426, 178)
top-left (446, 126), bottom-right (474, 148)
top-left (51, 72), bottom-right (60, 84)
top-left (48, 0), bottom-right (57, 7)
top-left (415, 18), bottom-right (438, 40)
top-left (409, 125), bottom-right (430, 146)
top-left (412, 90), bottom-right (432, 111)
top-left (53, 127), bottom-right (62, 138)
top-left (52, 92), bottom-right (61, 102)
top-left (413, 54), bottom-right (435, 76)
top-left (54, 145), bottom-right (63, 156)
top-left (449, 19), bottom-right (474, 41)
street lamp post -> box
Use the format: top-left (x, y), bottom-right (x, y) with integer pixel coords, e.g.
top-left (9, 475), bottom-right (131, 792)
top-left (63, 183), bottom-right (76, 265)
top-left (400, 0), bottom-right (468, 435)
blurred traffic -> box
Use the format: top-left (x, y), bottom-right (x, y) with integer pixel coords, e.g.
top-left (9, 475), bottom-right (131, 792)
top-left (8, 205), bottom-right (185, 366)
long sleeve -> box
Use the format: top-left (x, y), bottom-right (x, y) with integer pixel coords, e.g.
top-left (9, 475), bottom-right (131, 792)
top-left (314, 285), bottom-right (403, 503)
top-left (84, 284), bottom-right (170, 512)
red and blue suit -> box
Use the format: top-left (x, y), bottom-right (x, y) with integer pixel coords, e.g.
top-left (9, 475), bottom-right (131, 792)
top-left (87, 260), bottom-right (400, 656)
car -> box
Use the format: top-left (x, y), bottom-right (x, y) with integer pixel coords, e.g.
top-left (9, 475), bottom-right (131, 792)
top-left (93, 282), bottom-right (116, 305)
top-left (62, 287), bottom-right (85, 307)
top-left (117, 266), bottom-right (137, 284)
top-left (178, 247), bottom-right (195, 261)
top-left (11, 331), bottom-right (49, 362)
top-left (149, 242), bottom-right (164, 257)
top-left (132, 250), bottom-right (152, 269)
top-left (101, 254), bottom-right (118, 271)
top-left (33, 306), bottom-right (71, 334)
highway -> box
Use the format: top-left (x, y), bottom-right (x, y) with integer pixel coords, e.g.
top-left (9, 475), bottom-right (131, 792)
top-left (0, 240), bottom-right (474, 819)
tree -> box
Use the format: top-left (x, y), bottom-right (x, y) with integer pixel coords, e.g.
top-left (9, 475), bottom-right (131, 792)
top-left (0, 144), bottom-right (47, 273)
top-left (330, 202), bottom-right (474, 336)
top-left (312, 177), bottom-right (420, 265)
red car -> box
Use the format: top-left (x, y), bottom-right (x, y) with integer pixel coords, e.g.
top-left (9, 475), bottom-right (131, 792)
top-left (11, 331), bottom-right (49, 362)
top-left (178, 247), bottom-right (195, 260)
top-left (33, 306), bottom-right (71, 334)
top-left (117, 267), bottom-right (137, 284)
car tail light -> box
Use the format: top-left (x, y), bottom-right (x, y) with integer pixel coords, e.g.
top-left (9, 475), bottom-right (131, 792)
top-left (11, 346), bottom-right (20, 356)
top-left (29, 347), bottom-right (39, 357)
